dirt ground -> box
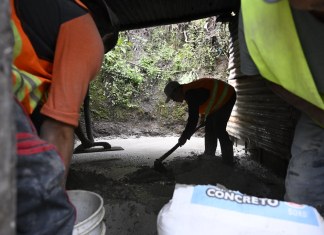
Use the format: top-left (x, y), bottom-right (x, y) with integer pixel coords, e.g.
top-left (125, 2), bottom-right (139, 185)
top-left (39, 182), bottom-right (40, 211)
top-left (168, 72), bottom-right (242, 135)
top-left (66, 121), bottom-right (285, 235)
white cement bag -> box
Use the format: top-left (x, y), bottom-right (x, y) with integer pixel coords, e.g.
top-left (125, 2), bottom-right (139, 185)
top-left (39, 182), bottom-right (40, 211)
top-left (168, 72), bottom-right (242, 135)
top-left (157, 184), bottom-right (324, 235)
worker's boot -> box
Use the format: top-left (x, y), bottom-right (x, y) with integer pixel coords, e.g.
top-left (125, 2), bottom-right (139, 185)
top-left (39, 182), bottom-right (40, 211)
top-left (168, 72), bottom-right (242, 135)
top-left (221, 141), bottom-right (234, 165)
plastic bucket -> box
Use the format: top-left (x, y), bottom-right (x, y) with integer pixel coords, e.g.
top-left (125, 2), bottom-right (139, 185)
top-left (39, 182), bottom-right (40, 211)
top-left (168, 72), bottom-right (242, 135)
top-left (67, 190), bottom-right (106, 235)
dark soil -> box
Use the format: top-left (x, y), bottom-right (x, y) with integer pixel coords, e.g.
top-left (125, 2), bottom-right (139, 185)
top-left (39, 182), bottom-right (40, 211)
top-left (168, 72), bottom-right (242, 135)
top-left (67, 120), bottom-right (285, 235)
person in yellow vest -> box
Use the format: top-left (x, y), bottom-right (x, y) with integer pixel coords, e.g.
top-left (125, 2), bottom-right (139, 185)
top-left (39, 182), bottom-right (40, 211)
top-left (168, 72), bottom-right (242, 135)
top-left (164, 78), bottom-right (237, 165)
top-left (239, 0), bottom-right (324, 214)
top-left (11, 0), bottom-right (109, 233)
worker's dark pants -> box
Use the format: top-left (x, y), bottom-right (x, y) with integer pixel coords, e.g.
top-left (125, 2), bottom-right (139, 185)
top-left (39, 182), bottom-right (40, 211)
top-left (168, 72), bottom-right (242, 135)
top-left (15, 100), bottom-right (75, 235)
top-left (204, 93), bottom-right (236, 163)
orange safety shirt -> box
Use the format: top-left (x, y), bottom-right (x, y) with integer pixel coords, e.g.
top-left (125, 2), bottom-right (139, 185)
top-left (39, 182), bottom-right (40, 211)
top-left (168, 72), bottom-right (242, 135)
top-left (11, 0), bottom-right (104, 127)
top-left (183, 78), bottom-right (235, 117)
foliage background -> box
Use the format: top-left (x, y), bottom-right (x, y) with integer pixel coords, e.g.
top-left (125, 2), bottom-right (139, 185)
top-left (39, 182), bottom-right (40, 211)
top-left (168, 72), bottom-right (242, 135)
top-left (88, 17), bottom-right (230, 126)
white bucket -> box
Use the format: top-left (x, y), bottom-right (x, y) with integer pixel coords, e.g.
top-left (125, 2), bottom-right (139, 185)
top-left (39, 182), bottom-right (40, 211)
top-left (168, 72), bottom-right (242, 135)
top-left (67, 190), bottom-right (106, 235)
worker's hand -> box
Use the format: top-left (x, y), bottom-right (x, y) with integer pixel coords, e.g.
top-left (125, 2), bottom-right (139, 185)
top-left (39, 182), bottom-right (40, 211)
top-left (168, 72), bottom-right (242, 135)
top-left (40, 118), bottom-right (75, 187)
top-left (178, 135), bottom-right (187, 146)
top-left (199, 114), bottom-right (206, 125)
top-left (199, 115), bottom-right (205, 126)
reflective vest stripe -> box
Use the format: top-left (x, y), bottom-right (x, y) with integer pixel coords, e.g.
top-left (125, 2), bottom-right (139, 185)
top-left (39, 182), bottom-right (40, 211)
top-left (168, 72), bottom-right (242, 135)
top-left (12, 68), bottom-right (25, 101)
top-left (11, 20), bottom-right (22, 60)
top-left (10, 0), bottom-right (52, 114)
top-left (12, 66), bottom-right (42, 111)
top-left (241, 0), bottom-right (324, 110)
top-left (182, 78), bottom-right (234, 117)
top-left (204, 82), bottom-right (218, 118)
top-left (213, 83), bottom-right (228, 110)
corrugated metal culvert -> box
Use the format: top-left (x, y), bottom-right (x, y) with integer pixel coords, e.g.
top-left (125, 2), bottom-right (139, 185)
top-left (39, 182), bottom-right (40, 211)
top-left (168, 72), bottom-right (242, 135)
top-left (227, 76), bottom-right (300, 161)
top-left (81, 0), bottom-right (299, 171)
top-left (226, 15), bottom-right (299, 168)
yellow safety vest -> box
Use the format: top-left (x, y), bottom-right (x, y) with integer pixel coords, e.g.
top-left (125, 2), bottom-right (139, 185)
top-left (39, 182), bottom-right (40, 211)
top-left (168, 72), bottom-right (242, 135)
top-left (241, 0), bottom-right (324, 110)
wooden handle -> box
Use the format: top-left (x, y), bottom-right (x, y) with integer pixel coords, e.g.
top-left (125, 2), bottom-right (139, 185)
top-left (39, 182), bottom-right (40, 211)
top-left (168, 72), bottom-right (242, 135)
top-left (158, 143), bottom-right (181, 162)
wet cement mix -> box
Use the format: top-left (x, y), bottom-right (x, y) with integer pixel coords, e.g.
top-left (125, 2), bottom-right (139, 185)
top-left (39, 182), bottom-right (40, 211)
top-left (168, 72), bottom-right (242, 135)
top-left (66, 129), bottom-right (285, 235)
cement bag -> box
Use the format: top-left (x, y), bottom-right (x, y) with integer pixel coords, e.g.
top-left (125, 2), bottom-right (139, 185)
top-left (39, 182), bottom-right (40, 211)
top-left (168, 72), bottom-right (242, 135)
top-left (157, 184), bottom-right (324, 235)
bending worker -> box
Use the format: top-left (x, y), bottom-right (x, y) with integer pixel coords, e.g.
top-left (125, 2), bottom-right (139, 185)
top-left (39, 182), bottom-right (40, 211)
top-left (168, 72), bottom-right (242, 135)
top-left (11, 0), bottom-right (106, 233)
top-left (240, 0), bottom-right (324, 214)
top-left (164, 78), bottom-right (236, 165)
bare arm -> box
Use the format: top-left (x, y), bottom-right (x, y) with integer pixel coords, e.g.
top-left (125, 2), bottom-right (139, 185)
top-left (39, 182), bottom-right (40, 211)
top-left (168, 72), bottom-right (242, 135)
top-left (38, 14), bottom-right (104, 186)
top-left (40, 118), bottom-right (75, 185)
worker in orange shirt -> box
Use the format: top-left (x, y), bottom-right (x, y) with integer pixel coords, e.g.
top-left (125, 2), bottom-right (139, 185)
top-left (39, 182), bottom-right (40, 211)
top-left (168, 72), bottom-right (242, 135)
top-left (11, 0), bottom-right (110, 233)
top-left (164, 78), bottom-right (236, 165)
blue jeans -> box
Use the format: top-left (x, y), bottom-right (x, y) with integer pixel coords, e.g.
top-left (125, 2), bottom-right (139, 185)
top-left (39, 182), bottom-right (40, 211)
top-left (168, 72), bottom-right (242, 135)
top-left (15, 100), bottom-right (75, 235)
top-left (285, 113), bottom-right (324, 215)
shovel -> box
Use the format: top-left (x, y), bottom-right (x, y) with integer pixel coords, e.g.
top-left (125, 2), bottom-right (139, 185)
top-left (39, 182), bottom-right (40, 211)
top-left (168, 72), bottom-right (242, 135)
top-left (153, 123), bottom-right (205, 172)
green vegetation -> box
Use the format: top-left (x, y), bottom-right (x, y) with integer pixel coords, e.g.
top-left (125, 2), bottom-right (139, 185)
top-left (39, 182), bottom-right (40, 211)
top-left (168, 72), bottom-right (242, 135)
top-left (89, 17), bottom-right (230, 123)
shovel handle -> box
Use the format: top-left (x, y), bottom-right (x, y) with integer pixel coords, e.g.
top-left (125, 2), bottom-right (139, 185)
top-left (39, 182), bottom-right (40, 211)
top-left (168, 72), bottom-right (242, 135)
top-left (156, 123), bottom-right (205, 163)
top-left (158, 143), bottom-right (181, 162)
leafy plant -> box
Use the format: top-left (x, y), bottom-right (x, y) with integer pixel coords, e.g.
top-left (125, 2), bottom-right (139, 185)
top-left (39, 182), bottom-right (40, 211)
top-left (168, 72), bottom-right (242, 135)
top-left (89, 17), bottom-right (230, 122)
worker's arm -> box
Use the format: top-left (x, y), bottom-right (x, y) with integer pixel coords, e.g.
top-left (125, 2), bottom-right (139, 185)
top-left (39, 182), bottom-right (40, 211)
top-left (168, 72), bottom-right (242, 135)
top-left (40, 118), bottom-right (75, 184)
top-left (41, 13), bottom-right (104, 127)
top-left (179, 89), bottom-right (208, 146)
top-left (39, 13), bottom-right (104, 185)
top-left (199, 114), bottom-right (206, 125)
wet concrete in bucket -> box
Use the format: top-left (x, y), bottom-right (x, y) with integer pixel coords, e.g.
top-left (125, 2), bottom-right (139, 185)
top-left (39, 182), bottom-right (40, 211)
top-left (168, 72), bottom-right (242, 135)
top-left (66, 136), bottom-right (285, 235)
